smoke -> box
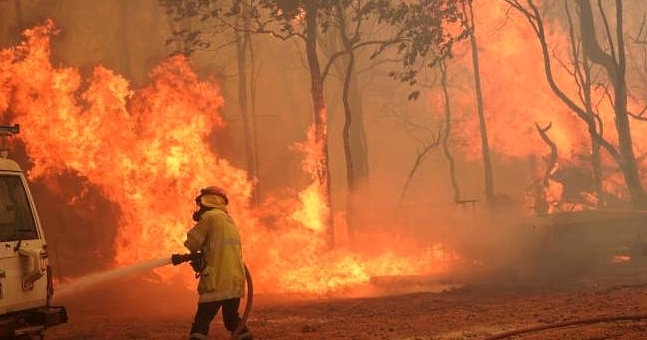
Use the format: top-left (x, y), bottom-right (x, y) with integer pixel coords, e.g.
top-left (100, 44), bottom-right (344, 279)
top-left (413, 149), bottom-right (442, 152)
top-left (0, 0), bottom-right (644, 299)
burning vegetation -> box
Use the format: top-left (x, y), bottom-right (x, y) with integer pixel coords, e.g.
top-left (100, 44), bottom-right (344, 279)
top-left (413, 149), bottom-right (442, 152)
top-left (0, 0), bottom-right (647, 299)
top-left (0, 20), bottom-right (452, 295)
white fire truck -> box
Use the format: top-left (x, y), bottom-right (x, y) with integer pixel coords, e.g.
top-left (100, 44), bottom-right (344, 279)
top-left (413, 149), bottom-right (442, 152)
top-left (0, 125), bottom-right (67, 339)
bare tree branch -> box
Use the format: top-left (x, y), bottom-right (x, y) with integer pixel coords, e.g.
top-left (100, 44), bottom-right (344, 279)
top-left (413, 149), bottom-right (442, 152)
top-left (535, 122), bottom-right (557, 186)
top-left (628, 105), bottom-right (647, 121)
top-left (400, 129), bottom-right (444, 202)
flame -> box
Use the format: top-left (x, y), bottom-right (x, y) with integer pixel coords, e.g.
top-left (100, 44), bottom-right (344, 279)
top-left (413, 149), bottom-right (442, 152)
top-left (611, 254), bottom-right (631, 264)
top-left (444, 1), bottom-right (647, 210)
top-left (1, 20), bottom-right (249, 274)
top-left (290, 124), bottom-right (328, 233)
top-left (8, 0), bottom-right (643, 295)
top-left (1, 20), bottom-right (452, 294)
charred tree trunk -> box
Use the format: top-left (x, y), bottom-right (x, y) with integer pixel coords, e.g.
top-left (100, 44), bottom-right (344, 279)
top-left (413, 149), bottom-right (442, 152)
top-left (535, 122), bottom-right (557, 187)
top-left (565, 2), bottom-right (604, 206)
top-left (507, 0), bottom-right (643, 209)
top-left (337, 3), bottom-right (358, 239)
top-left (344, 76), bottom-right (368, 240)
top-left (332, 3), bottom-right (370, 240)
top-left (348, 79), bottom-right (369, 185)
top-left (577, 0), bottom-right (645, 209)
top-left (234, 1), bottom-right (259, 205)
top-left (304, 1), bottom-right (333, 248)
top-left (533, 123), bottom-right (558, 214)
top-left (440, 60), bottom-right (460, 202)
top-left (464, 0), bottom-right (494, 208)
top-left (528, 155), bottom-right (550, 215)
top-left (580, 54), bottom-right (604, 207)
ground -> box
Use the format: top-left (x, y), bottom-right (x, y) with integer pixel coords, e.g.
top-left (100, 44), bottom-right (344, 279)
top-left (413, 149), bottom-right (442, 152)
top-left (45, 262), bottom-right (647, 340)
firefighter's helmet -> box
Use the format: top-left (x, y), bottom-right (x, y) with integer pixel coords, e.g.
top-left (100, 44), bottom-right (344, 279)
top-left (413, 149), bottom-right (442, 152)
top-left (197, 186), bottom-right (229, 207)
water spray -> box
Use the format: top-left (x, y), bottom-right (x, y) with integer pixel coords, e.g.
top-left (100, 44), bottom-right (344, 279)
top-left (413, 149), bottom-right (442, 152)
top-left (55, 257), bottom-right (172, 298)
top-left (54, 252), bottom-right (254, 340)
top-left (55, 252), bottom-right (202, 298)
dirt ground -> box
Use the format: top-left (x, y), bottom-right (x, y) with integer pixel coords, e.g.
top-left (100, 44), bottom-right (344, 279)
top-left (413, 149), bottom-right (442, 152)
top-left (44, 262), bottom-right (647, 340)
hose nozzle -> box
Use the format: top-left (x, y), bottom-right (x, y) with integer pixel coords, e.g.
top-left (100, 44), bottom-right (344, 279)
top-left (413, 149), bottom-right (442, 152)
top-left (171, 252), bottom-right (202, 266)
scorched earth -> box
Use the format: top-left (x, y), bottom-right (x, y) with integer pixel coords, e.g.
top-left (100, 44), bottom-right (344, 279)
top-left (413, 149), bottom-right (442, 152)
top-left (46, 264), bottom-right (647, 340)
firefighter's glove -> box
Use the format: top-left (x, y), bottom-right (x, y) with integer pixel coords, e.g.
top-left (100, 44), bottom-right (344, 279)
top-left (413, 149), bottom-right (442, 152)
top-left (171, 254), bottom-right (185, 266)
top-left (190, 256), bottom-right (205, 278)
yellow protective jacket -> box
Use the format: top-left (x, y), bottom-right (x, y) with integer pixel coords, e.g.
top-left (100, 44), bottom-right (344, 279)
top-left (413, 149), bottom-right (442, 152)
top-left (184, 207), bottom-right (246, 302)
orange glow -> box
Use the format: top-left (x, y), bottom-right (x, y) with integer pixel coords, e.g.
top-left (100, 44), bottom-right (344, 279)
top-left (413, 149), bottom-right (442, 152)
top-left (444, 1), bottom-right (647, 210)
top-left (611, 255), bottom-right (631, 264)
top-left (453, 1), bottom-right (586, 162)
top-left (1, 21), bottom-right (452, 294)
top-left (290, 125), bottom-right (329, 233)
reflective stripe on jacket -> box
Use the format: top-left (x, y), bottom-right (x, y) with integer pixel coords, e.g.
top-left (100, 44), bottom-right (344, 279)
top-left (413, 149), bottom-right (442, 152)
top-left (184, 207), bottom-right (246, 302)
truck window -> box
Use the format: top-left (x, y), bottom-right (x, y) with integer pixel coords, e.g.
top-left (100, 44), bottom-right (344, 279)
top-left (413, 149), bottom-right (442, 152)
top-left (0, 175), bottom-right (37, 242)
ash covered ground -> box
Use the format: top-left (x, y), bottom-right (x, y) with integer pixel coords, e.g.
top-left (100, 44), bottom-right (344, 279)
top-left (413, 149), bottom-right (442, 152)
top-left (47, 261), bottom-right (647, 340)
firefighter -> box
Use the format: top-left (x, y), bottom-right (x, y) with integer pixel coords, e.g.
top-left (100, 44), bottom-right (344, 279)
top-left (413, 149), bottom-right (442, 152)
top-left (184, 186), bottom-right (253, 340)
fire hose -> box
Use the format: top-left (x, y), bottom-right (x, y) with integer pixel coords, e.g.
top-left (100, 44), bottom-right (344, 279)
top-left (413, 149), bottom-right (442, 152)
top-left (171, 253), bottom-right (254, 340)
top-left (479, 313), bottom-right (647, 340)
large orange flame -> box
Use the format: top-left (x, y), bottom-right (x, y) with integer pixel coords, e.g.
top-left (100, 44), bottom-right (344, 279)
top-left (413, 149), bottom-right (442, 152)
top-left (446, 1), bottom-right (647, 211)
top-left (1, 20), bottom-right (452, 294)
